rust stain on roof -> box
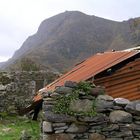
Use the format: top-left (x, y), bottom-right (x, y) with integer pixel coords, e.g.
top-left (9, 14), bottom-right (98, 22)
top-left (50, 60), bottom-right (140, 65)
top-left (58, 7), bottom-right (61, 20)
top-left (45, 50), bottom-right (139, 91)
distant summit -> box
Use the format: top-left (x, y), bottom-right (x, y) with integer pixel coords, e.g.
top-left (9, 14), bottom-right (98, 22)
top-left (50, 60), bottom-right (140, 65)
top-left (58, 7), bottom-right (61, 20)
top-left (1, 11), bottom-right (140, 72)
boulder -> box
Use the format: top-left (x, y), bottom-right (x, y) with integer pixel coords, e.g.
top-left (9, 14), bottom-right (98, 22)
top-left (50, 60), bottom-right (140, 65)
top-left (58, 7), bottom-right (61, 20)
top-left (106, 138), bottom-right (123, 140)
top-left (0, 84), bottom-right (7, 91)
top-left (50, 92), bottom-right (60, 98)
top-left (42, 104), bottom-right (53, 111)
top-left (43, 121), bottom-right (53, 133)
top-left (96, 97), bottom-right (114, 112)
top-left (69, 99), bottom-right (93, 112)
top-left (78, 114), bottom-right (109, 123)
top-left (89, 133), bottom-right (106, 140)
top-left (66, 123), bottom-right (87, 133)
top-left (55, 86), bottom-right (73, 94)
top-left (97, 95), bottom-right (114, 101)
top-left (110, 130), bottom-right (132, 137)
top-left (52, 123), bottom-right (66, 127)
top-left (102, 124), bottom-right (119, 132)
top-left (64, 81), bottom-right (77, 88)
top-left (136, 104), bottom-right (140, 111)
top-left (125, 100), bottom-right (140, 115)
top-left (43, 134), bottom-right (73, 140)
top-left (54, 126), bottom-right (69, 131)
top-left (114, 98), bottom-right (130, 107)
top-left (80, 95), bottom-right (95, 100)
top-left (129, 124), bottom-right (140, 131)
top-left (44, 111), bottom-right (76, 123)
top-left (55, 130), bottom-right (64, 133)
top-left (89, 86), bottom-right (105, 97)
top-left (109, 110), bottom-right (132, 123)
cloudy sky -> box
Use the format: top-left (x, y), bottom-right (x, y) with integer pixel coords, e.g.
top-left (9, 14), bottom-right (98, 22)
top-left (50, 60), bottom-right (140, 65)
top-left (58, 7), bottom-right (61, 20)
top-left (0, 0), bottom-right (140, 62)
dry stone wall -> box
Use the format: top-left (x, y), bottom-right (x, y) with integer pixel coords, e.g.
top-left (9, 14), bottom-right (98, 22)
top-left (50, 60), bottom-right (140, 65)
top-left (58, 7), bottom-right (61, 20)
top-left (41, 81), bottom-right (140, 140)
top-left (0, 71), bottom-right (57, 114)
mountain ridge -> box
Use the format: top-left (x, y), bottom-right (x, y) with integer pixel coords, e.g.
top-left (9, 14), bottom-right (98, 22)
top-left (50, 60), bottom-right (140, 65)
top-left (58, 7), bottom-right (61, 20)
top-left (1, 11), bottom-right (140, 72)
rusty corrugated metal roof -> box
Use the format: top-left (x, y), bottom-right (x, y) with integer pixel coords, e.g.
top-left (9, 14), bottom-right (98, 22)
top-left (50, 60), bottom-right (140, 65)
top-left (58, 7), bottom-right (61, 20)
top-left (45, 50), bottom-right (139, 91)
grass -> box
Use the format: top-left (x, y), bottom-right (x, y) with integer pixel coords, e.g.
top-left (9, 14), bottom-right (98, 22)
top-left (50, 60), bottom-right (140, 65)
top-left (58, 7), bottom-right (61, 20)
top-left (0, 115), bottom-right (40, 140)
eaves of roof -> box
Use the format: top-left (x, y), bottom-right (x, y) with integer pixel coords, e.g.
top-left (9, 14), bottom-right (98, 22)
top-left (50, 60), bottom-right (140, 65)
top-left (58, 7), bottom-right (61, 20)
top-left (45, 50), bottom-right (139, 91)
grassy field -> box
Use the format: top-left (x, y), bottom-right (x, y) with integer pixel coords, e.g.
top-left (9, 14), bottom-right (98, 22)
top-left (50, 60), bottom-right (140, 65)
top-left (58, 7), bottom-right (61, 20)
top-left (0, 114), bottom-right (40, 140)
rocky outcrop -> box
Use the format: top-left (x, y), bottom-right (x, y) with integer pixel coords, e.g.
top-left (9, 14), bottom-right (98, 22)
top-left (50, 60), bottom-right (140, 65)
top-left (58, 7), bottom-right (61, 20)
top-left (41, 81), bottom-right (140, 140)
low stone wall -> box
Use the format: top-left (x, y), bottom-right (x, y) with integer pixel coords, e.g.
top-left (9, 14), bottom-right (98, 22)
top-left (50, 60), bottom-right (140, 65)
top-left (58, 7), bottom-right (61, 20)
top-left (41, 81), bottom-right (140, 140)
top-left (0, 71), bottom-right (57, 114)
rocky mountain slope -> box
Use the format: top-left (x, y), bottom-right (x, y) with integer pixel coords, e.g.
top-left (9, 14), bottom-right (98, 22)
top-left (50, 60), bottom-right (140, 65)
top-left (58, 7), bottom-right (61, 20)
top-left (1, 11), bottom-right (140, 72)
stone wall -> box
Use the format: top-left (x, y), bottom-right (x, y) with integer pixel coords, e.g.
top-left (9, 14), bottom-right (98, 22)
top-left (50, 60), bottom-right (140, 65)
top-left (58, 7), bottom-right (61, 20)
top-left (0, 71), bottom-right (57, 114)
top-left (41, 81), bottom-right (140, 140)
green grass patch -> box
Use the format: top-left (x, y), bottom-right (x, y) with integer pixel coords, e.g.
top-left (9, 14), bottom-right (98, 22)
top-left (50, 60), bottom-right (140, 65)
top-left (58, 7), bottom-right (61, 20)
top-left (0, 115), bottom-right (40, 140)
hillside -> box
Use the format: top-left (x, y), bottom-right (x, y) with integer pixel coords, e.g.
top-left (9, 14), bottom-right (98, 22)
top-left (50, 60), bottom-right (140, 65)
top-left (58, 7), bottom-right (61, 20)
top-left (1, 11), bottom-right (140, 72)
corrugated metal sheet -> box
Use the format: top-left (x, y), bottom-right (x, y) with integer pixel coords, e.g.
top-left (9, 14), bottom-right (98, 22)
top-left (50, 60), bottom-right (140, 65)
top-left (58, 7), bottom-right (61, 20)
top-left (95, 58), bottom-right (140, 100)
top-left (45, 50), bottom-right (139, 91)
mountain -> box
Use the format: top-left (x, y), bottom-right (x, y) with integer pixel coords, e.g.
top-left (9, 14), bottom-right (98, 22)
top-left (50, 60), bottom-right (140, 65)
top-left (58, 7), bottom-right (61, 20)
top-left (1, 11), bottom-right (140, 72)
top-left (0, 62), bottom-right (4, 69)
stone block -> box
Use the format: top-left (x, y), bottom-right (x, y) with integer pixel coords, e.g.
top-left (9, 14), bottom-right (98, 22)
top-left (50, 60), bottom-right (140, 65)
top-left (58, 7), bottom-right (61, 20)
top-left (64, 81), bottom-right (77, 88)
top-left (106, 138), bottom-right (123, 140)
top-left (52, 123), bottom-right (66, 127)
top-left (66, 123), bottom-right (87, 133)
top-left (110, 130), bottom-right (133, 137)
top-left (42, 134), bottom-right (73, 140)
top-left (97, 95), bottom-right (113, 101)
top-left (43, 121), bottom-right (53, 133)
top-left (109, 110), bottom-right (132, 123)
top-left (54, 86), bottom-right (73, 94)
top-left (50, 92), bottom-right (60, 98)
top-left (78, 114), bottom-right (109, 123)
top-left (89, 87), bottom-right (105, 97)
top-left (125, 100), bottom-right (140, 115)
top-left (96, 99), bottom-right (114, 112)
top-left (54, 126), bottom-right (69, 130)
top-left (102, 124), bottom-right (119, 132)
top-left (69, 99), bottom-right (93, 112)
top-left (44, 111), bottom-right (76, 123)
top-left (89, 133), bottom-right (106, 140)
top-left (114, 98), bottom-right (130, 107)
